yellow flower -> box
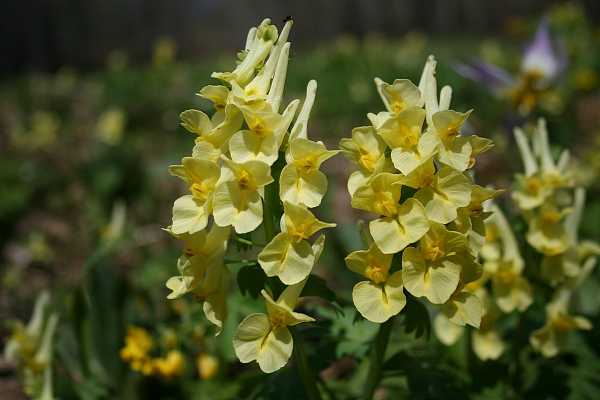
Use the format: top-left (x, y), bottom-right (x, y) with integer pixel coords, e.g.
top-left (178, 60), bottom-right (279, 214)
top-left (212, 157), bottom-right (273, 233)
top-left (197, 85), bottom-right (230, 112)
top-left (169, 157), bottom-right (220, 235)
top-left (491, 260), bottom-right (533, 313)
top-left (439, 290), bottom-right (482, 328)
top-left (165, 225), bottom-right (230, 335)
top-left (466, 135), bottom-right (494, 169)
top-left (233, 280), bottom-right (315, 373)
top-left (279, 138), bottom-right (339, 208)
top-left (197, 353), bottom-right (219, 380)
top-left (414, 165), bottom-right (472, 224)
top-left (530, 290), bottom-right (592, 357)
top-left (402, 223), bottom-right (474, 304)
top-left (212, 19), bottom-right (278, 86)
top-left (229, 100), bottom-right (298, 165)
top-left (352, 172), bottom-right (430, 254)
top-left (369, 107), bottom-right (424, 149)
top-left (472, 330), bottom-right (504, 361)
top-left (512, 172), bottom-right (553, 210)
top-left (452, 185), bottom-right (503, 254)
top-left (153, 350), bottom-right (185, 379)
top-left (373, 77), bottom-right (423, 114)
top-left (258, 202), bottom-right (332, 284)
top-left (181, 105), bottom-right (243, 154)
top-left (120, 326), bottom-right (153, 365)
top-left (164, 224), bottom-right (230, 299)
top-left (430, 110), bottom-right (473, 172)
top-left (512, 120), bottom-right (573, 210)
top-left (339, 126), bottom-right (391, 196)
top-left (526, 203), bottom-right (569, 256)
top-left (346, 244), bottom-right (406, 323)
top-left (433, 313), bottom-right (464, 345)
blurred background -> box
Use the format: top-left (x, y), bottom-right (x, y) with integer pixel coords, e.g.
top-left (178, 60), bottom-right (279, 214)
top-left (1, 1), bottom-right (600, 398)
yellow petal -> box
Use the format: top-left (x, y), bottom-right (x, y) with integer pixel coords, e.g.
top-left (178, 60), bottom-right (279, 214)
top-left (283, 202), bottom-right (336, 240)
top-left (376, 107), bottom-right (425, 149)
top-left (391, 130), bottom-right (438, 175)
top-left (441, 291), bottom-right (483, 328)
top-left (279, 164), bottom-right (327, 208)
top-left (213, 183), bottom-right (263, 233)
top-left (258, 233), bottom-right (315, 285)
top-left (171, 195), bottom-right (209, 235)
top-left (369, 198), bottom-right (429, 254)
top-left (229, 130), bottom-right (280, 165)
top-left (437, 136), bottom-right (472, 171)
top-left (165, 276), bottom-right (194, 299)
top-left (289, 138), bottom-right (338, 169)
top-left (345, 244), bottom-right (392, 280)
top-left (376, 78), bottom-right (423, 112)
top-left (472, 330), bottom-right (504, 361)
top-left (433, 313), bottom-right (464, 345)
top-left (402, 246), bottom-right (461, 304)
top-left (233, 313), bottom-right (271, 363)
top-left (432, 109), bottom-right (471, 141)
top-left (351, 172), bottom-right (403, 216)
top-left (256, 327), bottom-right (293, 373)
top-left (180, 109), bottom-right (212, 135)
top-left (352, 272), bottom-right (406, 323)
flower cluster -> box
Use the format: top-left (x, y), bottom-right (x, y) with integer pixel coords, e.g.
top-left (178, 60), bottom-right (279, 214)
top-left (434, 119), bottom-right (599, 359)
top-left (165, 18), bottom-right (337, 374)
top-left (341, 56), bottom-right (499, 327)
top-left (513, 120), bottom-right (598, 357)
top-left (120, 326), bottom-right (185, 379)
top-left (4, 292), bottom-right (58, 400)
top-left (434, 204), bottom-right (530, 360)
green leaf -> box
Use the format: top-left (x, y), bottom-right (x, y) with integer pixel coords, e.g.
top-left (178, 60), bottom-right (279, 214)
top-left (236, 263), bottom-right (265, 298)
top-left (402, 294), bottom-right (431, 339)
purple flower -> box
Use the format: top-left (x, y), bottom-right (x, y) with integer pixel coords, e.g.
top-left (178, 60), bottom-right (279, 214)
top-left (521, 18), bottom-right (566, 84)
top-left (453, 61), bottom-right (514, 94)
top-left (455, 18), bottom-right (567, 93)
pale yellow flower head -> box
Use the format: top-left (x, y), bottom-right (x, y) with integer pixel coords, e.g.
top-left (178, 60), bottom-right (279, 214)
top-left (259, 203), bottom-right (332, 284)
top-left (346, 244), bottom-right (406, 323)
top-left (280, 137), bottom-right (339, 208)
top-left (212, 157), bottom-right (273, 233)
top-left (233, 280), bottom-right (315, 373)
top-left (169, 157), bottom-right (220, 235)
top-left (402, 223), bottom-right (474, 304)
top-left (530, 290), bottom-right (592, 357)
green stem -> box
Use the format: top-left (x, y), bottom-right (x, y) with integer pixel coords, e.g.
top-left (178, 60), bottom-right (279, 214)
top-left (263, 190), bottom-right (276, 243)
top-left (263, 151), bottom-right (285, 243)
top-left (363, 317), bottom-right (395, 399)
top-left (293, 329), bottom-right (322, 400)
top-left (233, 236), bottom-right (265, 247)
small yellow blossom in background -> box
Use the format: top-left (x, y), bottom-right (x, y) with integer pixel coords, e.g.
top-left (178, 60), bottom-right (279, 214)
top-left (152, 350), bottom-right (185, 379)
top-left (95, 108), bottom-right (126, 145)
top-left (120, 326), bottom-right (186, 379)
top-left (511, 121), bottom-right (599, 357)
top-left (531, 290), bottom-right (592, 357)
top-left (153, 37), bottom-right (177, 66)
top-left (341, 56), bottom-right (497, 328)
top-left (120, 326), bottom-right (154, 374)
top-left (197, 353), bottom-right (219, 380)
top-left (4, 292), bottom-right (59, 399)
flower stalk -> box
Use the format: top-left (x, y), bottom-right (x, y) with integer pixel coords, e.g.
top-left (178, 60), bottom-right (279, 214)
top-left (293, 329), bottom-right (323, 400)
top-left (363, 316), bottom-right (394, 399)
